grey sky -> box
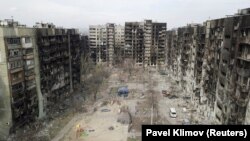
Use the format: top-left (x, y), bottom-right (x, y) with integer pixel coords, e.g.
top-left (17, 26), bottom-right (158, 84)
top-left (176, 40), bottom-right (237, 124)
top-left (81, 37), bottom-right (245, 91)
top-left (0, 0), bottom-right (249, 31)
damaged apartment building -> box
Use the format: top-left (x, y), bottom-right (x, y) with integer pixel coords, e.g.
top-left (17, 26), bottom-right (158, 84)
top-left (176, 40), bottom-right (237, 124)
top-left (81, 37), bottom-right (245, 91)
top-left (0, 20), bottom-right (39, 139)
top-left (0, 20), bottom-right (83, 140)
top-left (166, 8), bottom-right (250, 124)
top-left (35, 22), bottom-right (81, 116)
top-left (89, 20), bottom-right (166, 68)
top-left (89, 23), bottom-right (116, 66)
top-left (125, 20), bottom-right (166, 67)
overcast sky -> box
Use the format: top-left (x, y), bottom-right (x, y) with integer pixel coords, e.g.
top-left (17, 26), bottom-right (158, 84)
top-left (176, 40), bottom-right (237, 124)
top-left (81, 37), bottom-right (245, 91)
top-left (0, 0), bottom-right (249, 31)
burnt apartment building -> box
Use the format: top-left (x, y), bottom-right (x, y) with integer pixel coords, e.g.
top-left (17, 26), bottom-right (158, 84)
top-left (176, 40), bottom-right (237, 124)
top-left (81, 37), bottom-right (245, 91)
top-left (124, 22), bottom-right (144, 64)
top-left (125, 20), bottom-right (166, 67)
top-left (0, 21), bottom-right (83, 140)
top-left (89, 23), bottom-right (115, 66)
top-left (35, 22), bottom-right (81, 115)
top-left (166, 24), bottom-right (206, 105)
top-left (166, 8), bottom-right (250, 124)
top-left (0, 20), bottom-right (39, 139)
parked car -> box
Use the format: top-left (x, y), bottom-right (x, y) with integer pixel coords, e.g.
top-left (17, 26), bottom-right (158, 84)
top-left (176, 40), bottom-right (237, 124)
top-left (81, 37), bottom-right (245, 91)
top-left (169, 108), bottom-right (177, 118)
top-left (182, 119), bottom-right (191, 125)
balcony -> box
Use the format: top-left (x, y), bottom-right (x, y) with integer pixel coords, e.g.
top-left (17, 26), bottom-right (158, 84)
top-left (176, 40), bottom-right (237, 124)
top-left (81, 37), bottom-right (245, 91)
top-left (7, 44), bottom-right (22, 50)
top-left (25, 64), bottom-right (34, 70)
top-left (237, 68), bottom-right (250, 77)
top-left (23, 54), bottom-right (34, 60)
top-left (25, 74), bottom-right (35, 81)
top-left (236, 96), bottom-right (248, 107)
top-left (12, 86), bottom-right (24, 95)
top-left (11, 77), bottom-right (24, 85)
top-left (237, 49), bottom-right (250, 61)
top-left (236, 81), bottom-right (249, 93)
top-left (12, 97), bottom-right (25, 108)
top-left (240, 36), bottom-right (250, 44)
top-left (8, 56), bottom-right (22, 62)
top-left (221, 49), bottom-right (230, 61)
top-left (220, 63), bottom-right (227, 74)
top-left (21, 38), bottom-right (33, 48)
top-left (10, 67), bottom-right (23, 73)
top-left (41, 40), bottom-right (50, 46)
top-left (26, 82), bottom-right (36, 90)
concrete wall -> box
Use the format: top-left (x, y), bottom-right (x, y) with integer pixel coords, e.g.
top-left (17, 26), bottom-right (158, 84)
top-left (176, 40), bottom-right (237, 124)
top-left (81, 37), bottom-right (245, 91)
top-left (0, 27), bottom-right (12, 140)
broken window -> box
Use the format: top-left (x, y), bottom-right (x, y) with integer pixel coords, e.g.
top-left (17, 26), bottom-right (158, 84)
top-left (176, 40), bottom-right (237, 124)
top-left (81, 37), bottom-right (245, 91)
top-left (240, 29), bottom-right (249, 37)
top-left (8, 49), bottom-right (21, 58)
top-left (12, 72), bottom-right (22, 81)
top-left (6, 37), bottom-right (21, 45)
top-left (25, 37), bottom-right (31, 43)
top-left (225, 35), bottom-right (231, 39)
top-left (8, 61), bottom-right (23, 69)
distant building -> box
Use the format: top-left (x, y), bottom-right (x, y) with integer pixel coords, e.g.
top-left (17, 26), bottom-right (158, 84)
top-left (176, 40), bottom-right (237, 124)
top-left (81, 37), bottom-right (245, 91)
top-left (125, 20), bottom-right (167, 67)
top-left (114, 24), bottom-right (125, 56)
top-left (89, 23), bottom-right (121, 66)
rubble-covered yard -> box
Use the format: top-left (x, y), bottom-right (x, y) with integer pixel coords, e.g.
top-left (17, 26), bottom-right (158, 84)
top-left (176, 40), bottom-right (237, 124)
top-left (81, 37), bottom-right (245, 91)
top-left (55, 66), bottom-right (206, 141)
top-left (10, 65), bottom-right (209, 141)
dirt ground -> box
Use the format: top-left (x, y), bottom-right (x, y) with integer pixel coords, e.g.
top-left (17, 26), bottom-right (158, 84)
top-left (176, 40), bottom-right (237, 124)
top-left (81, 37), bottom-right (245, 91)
top-left (52, 66), bottom-right (203, 141)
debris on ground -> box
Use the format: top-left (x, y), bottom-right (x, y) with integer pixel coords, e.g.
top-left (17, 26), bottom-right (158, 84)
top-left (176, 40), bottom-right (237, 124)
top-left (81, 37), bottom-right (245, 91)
top-left (101, 109), bottom-right (111, 112)
top-left (168, 95), bottom-right (178, 99)
top-left (108, 126), bottom-right (114, 130)
top-left (117, 111), bottom-right (132, 124)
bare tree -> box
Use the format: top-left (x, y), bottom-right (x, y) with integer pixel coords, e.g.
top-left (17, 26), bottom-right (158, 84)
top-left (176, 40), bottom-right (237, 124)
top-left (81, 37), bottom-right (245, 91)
top-left (81, 63), bottom-right (109, 101)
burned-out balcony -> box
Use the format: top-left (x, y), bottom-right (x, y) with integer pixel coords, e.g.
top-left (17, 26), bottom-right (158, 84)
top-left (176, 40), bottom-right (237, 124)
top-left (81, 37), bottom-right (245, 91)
top-left (220, 63), bottom-right (228, 74)
top-left (236, 81), bottom-right (249, 93)
top-left (41, 40), bottom-right (50, 46)
top-left (221, 49), bottom-right (230, 61)
top-left (26, 81), bottom-right (36, 90)
top-left (238, 44), bottom-right (250, 61)
top-left (237, 67), bottom-right (250, 77)
top-left (25, 74), bottom-right (35, 81)
top-left (236, 96), bottom-right (248, 107)
top-left (24, 63), bottom-right (34, 70)
top-left (10, 67), bottom-right (23, 74)
top-left (11, 76), bottom-right (24, 85)
top-left (23, 54), bottom-right (34, 60)
top-left (12, 97), bottom-right (25, 108)
top-left (12, 84), bottom-right (25, 99)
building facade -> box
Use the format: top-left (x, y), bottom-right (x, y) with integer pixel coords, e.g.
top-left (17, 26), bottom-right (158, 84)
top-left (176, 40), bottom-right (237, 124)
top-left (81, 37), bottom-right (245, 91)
top-left (0, 20), bottom-right (38, 139)
top-left (166, 8), bottom-right (250, 124)
top-left (125, 20), bottom-right (167, 67)
top-left (0, 21), bottom-right (83, 140)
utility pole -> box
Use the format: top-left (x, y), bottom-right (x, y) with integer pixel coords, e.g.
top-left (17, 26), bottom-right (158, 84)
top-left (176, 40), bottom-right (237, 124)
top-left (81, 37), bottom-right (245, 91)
top-left (151, 92), bottom-right (154, 125)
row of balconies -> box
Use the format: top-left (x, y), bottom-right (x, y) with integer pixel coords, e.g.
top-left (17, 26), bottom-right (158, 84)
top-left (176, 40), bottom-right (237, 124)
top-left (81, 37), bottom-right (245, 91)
top-left (41, 46), bottom-right (68, 53)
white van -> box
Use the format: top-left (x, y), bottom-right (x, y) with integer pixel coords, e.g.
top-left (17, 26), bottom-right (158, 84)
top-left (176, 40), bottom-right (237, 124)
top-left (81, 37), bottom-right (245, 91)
top-left (169, 108), bottom-right (177, 118)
